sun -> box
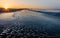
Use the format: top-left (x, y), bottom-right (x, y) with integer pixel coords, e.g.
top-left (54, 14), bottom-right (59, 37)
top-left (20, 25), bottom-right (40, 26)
top-left (4, 6), bottom-right (9, 9)
top-left (3, 6), bottom-right (9, 12)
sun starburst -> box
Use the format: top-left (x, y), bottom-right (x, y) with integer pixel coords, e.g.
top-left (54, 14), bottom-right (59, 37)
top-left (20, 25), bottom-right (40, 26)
top-left (4, 6), bottom-right (8, 9)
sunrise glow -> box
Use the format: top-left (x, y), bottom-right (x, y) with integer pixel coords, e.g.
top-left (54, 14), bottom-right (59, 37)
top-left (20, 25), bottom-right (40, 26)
top-left (4, 6), bottom-right (9, 9)
top-left (0, 0), bottom-right (60, 9)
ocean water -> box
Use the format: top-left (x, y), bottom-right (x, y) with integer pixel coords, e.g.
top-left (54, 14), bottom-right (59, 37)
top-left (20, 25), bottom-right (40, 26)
top-left (0, 10), bottom-right (60, 38)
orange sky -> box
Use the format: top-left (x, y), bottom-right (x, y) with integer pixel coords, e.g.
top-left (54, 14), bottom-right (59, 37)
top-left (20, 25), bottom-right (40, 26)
top-left (0, 4), bottom-right (54, 9)
top-left (0, 0), bottom-right (39, 8)
top-left (0, 3), bottom-right (41, 8)
top-left (0, 0), bottom-right (59, 9)
top-left (0, 5), bottom-right (45, 9)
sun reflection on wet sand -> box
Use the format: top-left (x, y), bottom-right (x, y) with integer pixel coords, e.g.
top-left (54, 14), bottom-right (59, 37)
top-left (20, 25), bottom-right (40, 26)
top-left (0, 13), bottom-right (14, 20)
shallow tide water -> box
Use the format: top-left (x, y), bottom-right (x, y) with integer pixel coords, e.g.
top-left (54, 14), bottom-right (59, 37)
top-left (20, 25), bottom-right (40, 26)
top-left (0, 10), bottom-right (60, 38)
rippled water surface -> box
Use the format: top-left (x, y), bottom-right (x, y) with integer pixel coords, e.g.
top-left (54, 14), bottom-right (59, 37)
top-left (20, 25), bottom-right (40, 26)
top-left (0, 10), bottom-right (60, 38)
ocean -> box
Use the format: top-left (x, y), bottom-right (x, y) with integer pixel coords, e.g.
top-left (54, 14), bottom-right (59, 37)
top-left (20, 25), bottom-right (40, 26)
top-left (0, 10), bottom-right (60, 38)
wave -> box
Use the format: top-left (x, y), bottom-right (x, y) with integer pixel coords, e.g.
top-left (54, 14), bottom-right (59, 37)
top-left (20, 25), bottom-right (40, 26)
top-left (29, 10), bottom-right (60, 17)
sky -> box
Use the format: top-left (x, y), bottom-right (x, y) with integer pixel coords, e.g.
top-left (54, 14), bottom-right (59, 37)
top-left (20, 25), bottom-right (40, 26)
top-left (0, 0), bottom-right (60, 9)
